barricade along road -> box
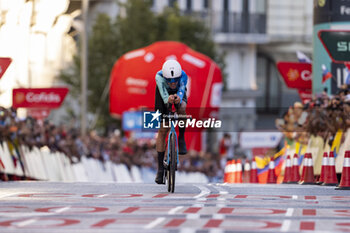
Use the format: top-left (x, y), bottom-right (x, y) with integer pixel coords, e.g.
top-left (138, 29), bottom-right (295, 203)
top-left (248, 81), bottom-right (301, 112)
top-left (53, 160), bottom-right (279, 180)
top-left (0, 182), bottom-right (350, 232)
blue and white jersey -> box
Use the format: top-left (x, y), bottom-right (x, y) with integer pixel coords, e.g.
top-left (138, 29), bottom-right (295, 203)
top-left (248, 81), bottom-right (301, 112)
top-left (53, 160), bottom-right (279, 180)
top-left (155, 70), bottom-right (188, 104)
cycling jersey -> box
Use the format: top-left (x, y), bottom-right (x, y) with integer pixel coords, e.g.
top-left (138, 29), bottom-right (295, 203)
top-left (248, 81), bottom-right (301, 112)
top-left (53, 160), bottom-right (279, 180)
top-left (155, 70), bottom-right (188, 104)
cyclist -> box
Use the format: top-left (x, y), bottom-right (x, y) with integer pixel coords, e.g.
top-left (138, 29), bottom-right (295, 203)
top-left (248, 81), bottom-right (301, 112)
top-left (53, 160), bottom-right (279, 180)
top-left (154, 59), bottom-right (188, 184)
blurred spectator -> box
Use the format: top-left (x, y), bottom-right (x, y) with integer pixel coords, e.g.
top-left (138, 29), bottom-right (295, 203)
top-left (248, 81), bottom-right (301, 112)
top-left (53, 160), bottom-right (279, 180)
top-left (0, 106), bottom-right (222, 180)
top-left (276, 85), bottom-right (350, 146)
top-left (219, 133), bottom-right (233, 169)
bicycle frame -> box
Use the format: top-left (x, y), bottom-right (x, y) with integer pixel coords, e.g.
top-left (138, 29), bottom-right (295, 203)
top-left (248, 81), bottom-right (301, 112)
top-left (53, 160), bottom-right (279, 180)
top-left (166, 115), bottom-right (179, 167)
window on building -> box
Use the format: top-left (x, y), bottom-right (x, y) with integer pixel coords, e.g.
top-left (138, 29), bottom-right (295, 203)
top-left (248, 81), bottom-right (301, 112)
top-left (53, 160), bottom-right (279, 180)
top-left (253, 0), bottom-right (266, 13)
top-left (203, 0), bottom-right (208, 9)
top-left (222, 0), bottom-right (229, 32)
top-left (169, 0), bottom-right (177, 7)
top-left (242, 0), bottom-right (249, 33)
top-left (186, 0), bottom-right (192, 11)
top-left (256, 54), bottom-right (282, 113)
top-left (223, 0), bottom-right (229, 11)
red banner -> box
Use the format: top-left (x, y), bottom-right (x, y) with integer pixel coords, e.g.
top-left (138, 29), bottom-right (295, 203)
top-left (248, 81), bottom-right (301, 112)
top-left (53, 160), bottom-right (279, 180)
top-left (0, 57), bottom-right (12, 79)
top-left (109, 41), bottom-right (222, 118)
top-left (276, 62), bottom-right (312, 89)
top-left (27, 109), bottom-right (51, 120)
top-left (298, 89), bottom-right (312, 104)
top-left (12, 87), bottom-right (69, 109)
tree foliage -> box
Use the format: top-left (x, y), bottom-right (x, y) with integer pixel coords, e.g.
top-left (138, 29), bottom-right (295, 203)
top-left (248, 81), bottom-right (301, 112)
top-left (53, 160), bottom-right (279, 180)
top-left (59, 0), bottom-right (225, 134)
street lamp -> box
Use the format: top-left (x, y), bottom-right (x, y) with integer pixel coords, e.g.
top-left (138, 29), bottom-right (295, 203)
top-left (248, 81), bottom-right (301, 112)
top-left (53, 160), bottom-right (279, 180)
top-left (81, 0), bottom-right (89, 136)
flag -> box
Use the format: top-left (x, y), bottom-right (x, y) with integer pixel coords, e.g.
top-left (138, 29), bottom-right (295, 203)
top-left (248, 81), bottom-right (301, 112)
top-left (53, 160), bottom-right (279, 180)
top-left (346, 66), bottom-right (350, 85)
top-left (331, 130), bottom-right (343, 158)
top-left (255, 147), bottom-right (286, 183)
top-left (296, 51), bottom-right (312, 63)
top-left (322, 64), bottom-right (333, 83)
top-left (346, 63), bottom-right (350, 70)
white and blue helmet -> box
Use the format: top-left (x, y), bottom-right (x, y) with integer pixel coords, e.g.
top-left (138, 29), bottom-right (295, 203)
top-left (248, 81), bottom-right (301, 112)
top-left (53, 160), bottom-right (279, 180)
top-left (162, 60), bottom-right (182, 83)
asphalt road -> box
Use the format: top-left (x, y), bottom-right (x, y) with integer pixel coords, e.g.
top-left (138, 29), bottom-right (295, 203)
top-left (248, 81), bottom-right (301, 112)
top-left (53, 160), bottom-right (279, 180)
top-left (0, 181), bottom-right (350, 232)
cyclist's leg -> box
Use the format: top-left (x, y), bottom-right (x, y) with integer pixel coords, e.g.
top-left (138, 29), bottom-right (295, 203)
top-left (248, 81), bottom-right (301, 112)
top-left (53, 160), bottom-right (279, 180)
top-left (156, 124), bottom-right (170, 153)
top-left (177, 92), bottom-right (187, 155)
top-left (155, 124), bottom-right (170, 183)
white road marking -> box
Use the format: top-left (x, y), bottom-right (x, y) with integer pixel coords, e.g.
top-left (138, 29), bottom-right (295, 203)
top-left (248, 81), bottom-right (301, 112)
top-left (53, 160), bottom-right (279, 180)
top-left (168, 206), bottom-right (184, 215)
top-left (292, 195), bottom-right (298, 199)
top-left (281, 208), bottom-right (294, 231)
top-left (194, 185), bottom-right (211, 199)
top-left (212, 214), bottom-right (225, 219)
top-left (0, 213), bottom-right (50, 218)
top-left (192, 204), bottom-right (204, 207)
top-left (285, 208), bottom-right (294, 217)
top-left (180, 228), bottom-right (196, 233)
top-left (144, 217), bottom-right (166, 229)
top-left (209, 229), bottom-right (224, 233)
top-left (281, 220), bottom-right (292, 232)
top-left (216, 203), bottom-right (226, 208)
top-left (17, 218), bottom-right (37, 227)
top-left (0, 192), bottom-right (20, 199)
top-left (54, 206), bottom-right (71, 213)
top-left (210, 183), bottom-right (229, 196)
top-left (98, 194), bottom-right (108, 198)
top-left (186, 214), bottom-right (200, 219)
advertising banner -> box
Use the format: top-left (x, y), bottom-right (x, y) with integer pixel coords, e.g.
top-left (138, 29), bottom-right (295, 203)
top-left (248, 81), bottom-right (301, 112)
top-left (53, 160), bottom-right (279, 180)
top-left (318, 30), bottom-right (350, 63)
top-left (27, 109), bottom-right (51, 120)
top-left (12, 87), bottom-right (69, 109)
top-left (239, 132), bottom-right (283, 149)
top-left (109, 41), bottom-right (223, 119)
top-left (297, 89), bottom-right (312, 104)
top-left (276, 62), bottom-right (312, 89)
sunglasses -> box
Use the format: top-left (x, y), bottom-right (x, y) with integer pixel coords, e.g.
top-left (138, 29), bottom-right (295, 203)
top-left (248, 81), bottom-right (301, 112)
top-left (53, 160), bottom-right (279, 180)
top-left (167, 77), bottom-right (180, 83)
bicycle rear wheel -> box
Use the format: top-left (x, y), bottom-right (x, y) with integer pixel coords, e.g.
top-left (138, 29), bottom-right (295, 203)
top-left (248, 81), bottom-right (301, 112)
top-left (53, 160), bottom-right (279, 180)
top-left (170, 133), bottom-right (176, 193)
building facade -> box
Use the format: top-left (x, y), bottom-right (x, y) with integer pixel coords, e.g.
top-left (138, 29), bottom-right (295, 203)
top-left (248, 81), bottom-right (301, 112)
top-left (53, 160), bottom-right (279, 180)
top-left (0, 0), bottom-right (313, 152)
top-left (152, 0), bottom-right (313, 149)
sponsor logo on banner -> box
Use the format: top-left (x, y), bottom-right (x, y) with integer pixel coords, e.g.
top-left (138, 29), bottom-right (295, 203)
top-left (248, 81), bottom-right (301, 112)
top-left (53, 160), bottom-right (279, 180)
top-left (277, 62), bottom-right (312, 89)
top-left (287, 69), bottom-right (299, 81)
top-left (301, 70), bottom-right (312, 81)
top-left (12, 87), bottom-right (69, 109)
top-left (126, 77), bottom-right (148, 95)
top-left (27, 109), bottom-right (51, 120)
top-left (298, 89), bottom-right (312, 104)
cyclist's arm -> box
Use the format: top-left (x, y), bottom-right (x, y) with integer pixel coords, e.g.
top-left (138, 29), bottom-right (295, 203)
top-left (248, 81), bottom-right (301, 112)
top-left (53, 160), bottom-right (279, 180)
top-left (155, 72), bottom-right (169, 104)
top-left (177, 71), bottom-right (188, 104)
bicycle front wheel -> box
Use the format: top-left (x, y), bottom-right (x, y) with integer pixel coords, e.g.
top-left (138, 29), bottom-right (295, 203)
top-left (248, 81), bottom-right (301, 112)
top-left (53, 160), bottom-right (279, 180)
top-left (170, 133), bottom-right (176, 193)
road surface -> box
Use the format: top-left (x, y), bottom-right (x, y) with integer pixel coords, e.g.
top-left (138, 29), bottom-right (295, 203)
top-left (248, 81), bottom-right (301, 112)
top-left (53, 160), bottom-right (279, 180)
top-left (0, 182), bottom-right (350, 232)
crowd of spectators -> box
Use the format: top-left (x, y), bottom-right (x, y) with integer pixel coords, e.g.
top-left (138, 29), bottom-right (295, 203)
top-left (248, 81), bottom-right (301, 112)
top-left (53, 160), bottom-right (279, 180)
top-left (0, 106), bottom-right (222, 181)
top-left (276, 85), bottom-right (350, 144)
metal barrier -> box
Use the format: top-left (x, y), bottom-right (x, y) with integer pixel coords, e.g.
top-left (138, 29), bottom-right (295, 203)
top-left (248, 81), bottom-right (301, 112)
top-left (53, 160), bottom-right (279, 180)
top-left (0, 141), bottom-right (209, 183)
